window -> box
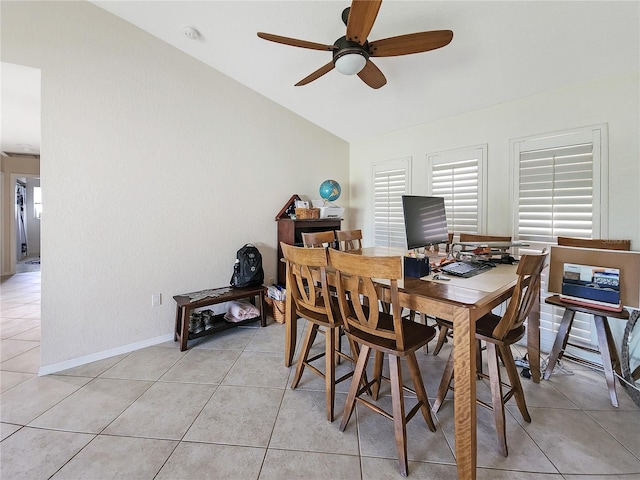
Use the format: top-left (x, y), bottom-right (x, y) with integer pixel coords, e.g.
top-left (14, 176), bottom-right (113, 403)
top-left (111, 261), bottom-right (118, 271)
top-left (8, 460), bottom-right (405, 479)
top-left (511, 124), bottom-right (609, 360)
top-left (372, 157), bottom-right (410, 247)
top-left (426, 145), bottom-right (487, 234)
top-left (33, 186), bottom-right (42, 220)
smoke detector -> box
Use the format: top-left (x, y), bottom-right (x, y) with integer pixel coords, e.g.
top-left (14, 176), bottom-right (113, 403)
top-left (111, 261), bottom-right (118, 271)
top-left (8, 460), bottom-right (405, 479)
top-left (183, 26), bottom-right (200, 40)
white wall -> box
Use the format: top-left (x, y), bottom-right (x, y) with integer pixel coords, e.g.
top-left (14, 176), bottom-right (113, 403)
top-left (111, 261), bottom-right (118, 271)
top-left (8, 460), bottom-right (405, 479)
top-left (350, 72), bottom-right (640, 351)
top-left (1, 1), bottom-right (349, 371)
top-left (350, 72), bottom-right (640, 249)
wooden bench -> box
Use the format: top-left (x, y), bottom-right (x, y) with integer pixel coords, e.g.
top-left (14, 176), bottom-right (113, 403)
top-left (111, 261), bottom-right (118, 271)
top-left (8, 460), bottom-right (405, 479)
top-left (173, 285), bottom-right (266, 351)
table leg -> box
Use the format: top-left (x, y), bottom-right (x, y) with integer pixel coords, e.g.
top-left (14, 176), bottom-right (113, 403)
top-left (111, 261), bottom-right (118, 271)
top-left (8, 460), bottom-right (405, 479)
top-left (179, 306), bottom-right (190, 352)
top-left (259, 291), bottom-right (267, 327)
top-left (174, 304), bottom-right (181, 341)
top-left (527, 293), bottom-right (541, 383)
top-left (453, 306), bottom-right (476, 480)
top-left (284, 283), bottom-right (297, 367)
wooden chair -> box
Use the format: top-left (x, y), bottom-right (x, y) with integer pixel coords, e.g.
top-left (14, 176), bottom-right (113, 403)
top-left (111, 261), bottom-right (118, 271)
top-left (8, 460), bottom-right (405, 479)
top-left (556, 236), bottom-right (630, 251)
top-left (301, 230), bottom-right (336, 248)
top-left (458, 233), bottom-right (512, 245)
top-left (544, 237), bottom-right (631, 407)
top-left (433, 251), bottom-right (548, 456)
top-left (280, 243), bottom-right (362, 422)
top-left (328, 248), bottom-right (437, 477)
top-left (335, 229), bottom-right (363, 251)
top-left (432, 233), bottom-right (513, 356)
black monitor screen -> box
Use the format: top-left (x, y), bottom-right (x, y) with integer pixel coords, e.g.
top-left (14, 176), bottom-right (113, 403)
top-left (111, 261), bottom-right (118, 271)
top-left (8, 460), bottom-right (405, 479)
top-left (402, 195), bottom-right (449, 250)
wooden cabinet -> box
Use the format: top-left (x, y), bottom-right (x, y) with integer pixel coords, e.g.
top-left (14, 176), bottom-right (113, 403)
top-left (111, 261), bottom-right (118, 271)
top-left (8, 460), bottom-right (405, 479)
top-left (275, 195), bottom-right (342, 285)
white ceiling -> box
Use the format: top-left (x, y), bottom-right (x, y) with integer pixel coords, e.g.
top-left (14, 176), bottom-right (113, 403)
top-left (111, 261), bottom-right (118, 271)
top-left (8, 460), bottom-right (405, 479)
top-left (2, 1), bottom-right (639, 153)
top-left (1, 62), bottom-right (41, 156)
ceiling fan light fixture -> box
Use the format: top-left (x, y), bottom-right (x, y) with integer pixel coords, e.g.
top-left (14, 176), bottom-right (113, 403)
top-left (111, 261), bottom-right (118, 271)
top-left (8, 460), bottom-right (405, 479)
top-left (334, 51), bottom-right (367, 75)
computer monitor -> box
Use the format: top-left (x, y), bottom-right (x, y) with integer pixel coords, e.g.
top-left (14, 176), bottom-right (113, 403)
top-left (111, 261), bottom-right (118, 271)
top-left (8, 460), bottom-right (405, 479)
top-left (402, 195), bottom-right (450, 251)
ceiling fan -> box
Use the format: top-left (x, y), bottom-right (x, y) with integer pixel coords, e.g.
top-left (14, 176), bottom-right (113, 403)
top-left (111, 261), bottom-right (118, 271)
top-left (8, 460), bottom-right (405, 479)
top-left (257, 0), bottom-right (453, 89)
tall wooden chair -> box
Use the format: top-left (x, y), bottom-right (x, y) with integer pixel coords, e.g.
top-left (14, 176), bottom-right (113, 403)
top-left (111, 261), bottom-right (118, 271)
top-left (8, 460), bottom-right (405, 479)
top-left (556, 236), bottom-right (630, 251)
top-left (335, 229), bottom-right (363, 251)
top-left (544, 237), bottom-right (631, 407)
top-left (280, 243), bottom-right (361, 422)
top-left (457, 233), bottom-right (512, 245)
top-left (328, 248), bottom-right (437, 477)
top-left (301, 230), bottom-right (336, 248)
top-left (433, 251), bottom-right (548, 456)
top-left (432, 233), bottom-right (513, 356)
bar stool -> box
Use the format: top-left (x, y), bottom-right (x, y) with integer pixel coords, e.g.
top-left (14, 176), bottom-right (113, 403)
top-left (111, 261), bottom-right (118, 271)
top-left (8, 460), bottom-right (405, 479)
top-left (328, 248), bottom-right (437, 477)
top-left (433, 251), bottom-right (548, 456)
top-left (335, 229), bottom-right (363, 251)
top-left (280, 242), bottom-right (363, 422)
top-left (301, 231), bottom-right (336, 248)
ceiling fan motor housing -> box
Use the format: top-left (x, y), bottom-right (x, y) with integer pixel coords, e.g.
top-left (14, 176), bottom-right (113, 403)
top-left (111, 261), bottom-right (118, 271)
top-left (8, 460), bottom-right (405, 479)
top-left (332, 36), bottom-right (370, 66)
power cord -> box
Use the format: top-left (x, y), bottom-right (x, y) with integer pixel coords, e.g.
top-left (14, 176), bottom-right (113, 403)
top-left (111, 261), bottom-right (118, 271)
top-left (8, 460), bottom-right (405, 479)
top-left (513, 353), bottom-right (575, 379)
top-left (514, 353), bottom-right (640, 395)
top-left (540, 355), bottom-right (574, 376)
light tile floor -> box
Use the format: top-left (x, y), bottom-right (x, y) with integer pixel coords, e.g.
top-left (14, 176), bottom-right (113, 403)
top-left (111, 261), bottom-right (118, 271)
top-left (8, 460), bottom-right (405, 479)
top-left (1, 271), bottom-right (639, 479)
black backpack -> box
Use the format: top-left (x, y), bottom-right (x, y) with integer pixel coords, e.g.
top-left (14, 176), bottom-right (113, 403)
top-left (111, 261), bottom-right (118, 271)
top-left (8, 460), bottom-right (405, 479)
top-left (230, 244), bottom-right (264, 288)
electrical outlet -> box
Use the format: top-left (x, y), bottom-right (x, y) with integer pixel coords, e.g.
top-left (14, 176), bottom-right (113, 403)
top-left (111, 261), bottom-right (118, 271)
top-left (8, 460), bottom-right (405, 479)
top-left (268, 277), bottom-right (274, 285)
top-left (151, 293), bottom-right (161, 307)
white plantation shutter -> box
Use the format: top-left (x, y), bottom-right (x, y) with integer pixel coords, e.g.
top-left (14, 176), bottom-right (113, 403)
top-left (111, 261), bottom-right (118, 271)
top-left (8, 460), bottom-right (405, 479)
top-left (511, 125), bottom-right (608, 362)
top-left (517, 143), bottom-right (595, 242)
top-left (427, 145), bottom-right (487, 234)
top-left (373, 158), bottom-right (410, 247)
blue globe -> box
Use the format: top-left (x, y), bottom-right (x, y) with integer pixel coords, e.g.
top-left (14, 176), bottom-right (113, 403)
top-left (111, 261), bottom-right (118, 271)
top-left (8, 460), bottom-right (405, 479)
top-left (319, 180), bottom-right (341, 202)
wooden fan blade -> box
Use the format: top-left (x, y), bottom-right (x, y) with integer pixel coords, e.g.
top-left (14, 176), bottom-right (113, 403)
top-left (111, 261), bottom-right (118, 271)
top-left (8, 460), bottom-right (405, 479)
top-left (295, 62), bottom-right (335, 86)
top-left (357, 60), bottom-right (387, 89)
top-left (369, 30), bottom-right (453, 57)
top-left (346, 0), bottom-right (382, 45)
top-left (257, 32), bottom-right (337, 51)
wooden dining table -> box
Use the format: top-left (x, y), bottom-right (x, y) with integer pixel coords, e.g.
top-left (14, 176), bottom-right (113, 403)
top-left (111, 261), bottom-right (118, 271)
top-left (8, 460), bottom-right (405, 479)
top-left (282, 246), bottom-right (541, 480)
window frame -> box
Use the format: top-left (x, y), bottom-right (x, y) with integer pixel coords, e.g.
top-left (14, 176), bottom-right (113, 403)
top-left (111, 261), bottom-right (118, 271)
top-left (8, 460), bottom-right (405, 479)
top-left (372, 157), bottom-right (411, 248)
top-left (426, 144), bottom-right (488, 235)
top-left (510, 124), bottom-right (609, 359)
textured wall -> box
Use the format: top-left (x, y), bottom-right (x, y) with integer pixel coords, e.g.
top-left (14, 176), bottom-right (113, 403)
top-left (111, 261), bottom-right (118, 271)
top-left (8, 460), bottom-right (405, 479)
top-left (1, 1), bottom-right (348, 370)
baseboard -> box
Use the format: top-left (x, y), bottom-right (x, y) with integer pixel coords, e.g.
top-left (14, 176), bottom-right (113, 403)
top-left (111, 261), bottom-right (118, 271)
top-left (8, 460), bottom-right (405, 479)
top-left (38, 333), bottom-right (175, 376)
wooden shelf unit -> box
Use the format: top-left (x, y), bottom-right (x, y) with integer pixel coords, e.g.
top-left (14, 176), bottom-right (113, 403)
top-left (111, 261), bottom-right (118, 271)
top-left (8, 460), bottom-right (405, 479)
top-left (275, 194), bottom-right (342, 285)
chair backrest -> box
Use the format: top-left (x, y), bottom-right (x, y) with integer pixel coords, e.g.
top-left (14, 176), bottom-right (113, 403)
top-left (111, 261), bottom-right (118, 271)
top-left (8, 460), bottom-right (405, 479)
top-left (335, 229), bottom-right (363, 251)
top-left (459, 233), bottom-right (512, 247)
top-left (444, 232), bottom-right (455, 253)
top-left (301, 231), bottom-right (336, 248)
top-left (328, 248), bottom-right (407, 350)
top-left (280, 242), bottom-right (338, 326)
top-left (557, 236), bottom-right (631, 251)
top-left (492, 250), bottom-right (548, 340)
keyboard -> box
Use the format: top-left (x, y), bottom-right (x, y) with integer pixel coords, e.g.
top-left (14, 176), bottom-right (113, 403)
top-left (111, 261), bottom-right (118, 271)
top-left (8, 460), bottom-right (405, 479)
top-left (440, 261), bottom-right (493, 278)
